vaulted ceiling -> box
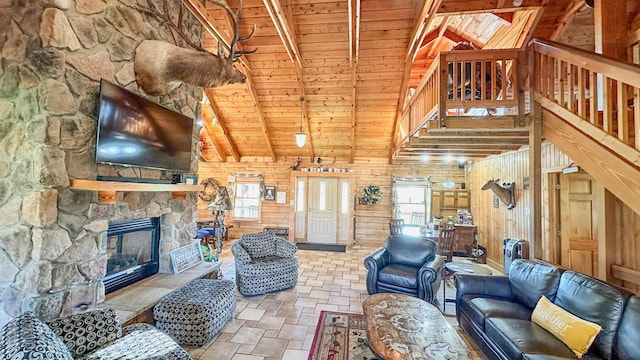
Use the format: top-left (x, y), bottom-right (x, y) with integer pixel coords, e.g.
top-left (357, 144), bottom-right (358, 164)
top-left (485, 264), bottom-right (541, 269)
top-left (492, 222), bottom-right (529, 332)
top-left (188, 0), bottom-right (595, 164)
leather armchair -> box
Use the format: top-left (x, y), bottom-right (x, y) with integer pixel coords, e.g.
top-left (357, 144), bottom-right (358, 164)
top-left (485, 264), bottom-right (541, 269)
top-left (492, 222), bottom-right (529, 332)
top-left (364, 235), bottom-right (444, 305)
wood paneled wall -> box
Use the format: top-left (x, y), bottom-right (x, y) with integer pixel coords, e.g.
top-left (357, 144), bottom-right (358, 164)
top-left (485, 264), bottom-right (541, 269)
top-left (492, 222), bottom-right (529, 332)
top-left (472, 142), bottom-right (640, 295)
top-left (198, 157), bottom-right (465, 246)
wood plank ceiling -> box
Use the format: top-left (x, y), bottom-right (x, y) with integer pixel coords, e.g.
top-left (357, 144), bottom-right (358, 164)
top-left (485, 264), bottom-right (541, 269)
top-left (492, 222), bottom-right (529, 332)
top-left (190, 0), bottom-right (592, 164)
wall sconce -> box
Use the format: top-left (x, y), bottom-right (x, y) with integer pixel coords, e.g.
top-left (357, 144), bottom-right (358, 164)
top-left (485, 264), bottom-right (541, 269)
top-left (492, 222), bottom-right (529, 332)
top-left (295, 97), bottom-right (307, 147)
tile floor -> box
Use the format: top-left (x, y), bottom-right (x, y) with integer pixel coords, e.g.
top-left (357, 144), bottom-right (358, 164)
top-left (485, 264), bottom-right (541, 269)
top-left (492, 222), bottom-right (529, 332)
top-left (186, 241), bottom-right (488, 360)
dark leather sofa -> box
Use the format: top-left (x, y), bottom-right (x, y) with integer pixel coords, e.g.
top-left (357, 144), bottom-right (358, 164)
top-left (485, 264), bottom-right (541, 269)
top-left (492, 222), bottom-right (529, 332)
top-left (455, 259), bottom-right (640, 360)
top-left (364, 235), bottom-right (444, 305)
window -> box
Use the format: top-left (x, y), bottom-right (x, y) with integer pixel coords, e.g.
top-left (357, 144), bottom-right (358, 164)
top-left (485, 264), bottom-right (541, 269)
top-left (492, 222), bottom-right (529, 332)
top-left (396, 185), bottom-right (431, 226)
top-left (319, 181), bottom-right (327, 211)
top-left (233, 182), bottom-right (261, 219)
top-left (341, 181), bottom-right (350, 214)
top-left (296, 180), bottom-right (305, 212)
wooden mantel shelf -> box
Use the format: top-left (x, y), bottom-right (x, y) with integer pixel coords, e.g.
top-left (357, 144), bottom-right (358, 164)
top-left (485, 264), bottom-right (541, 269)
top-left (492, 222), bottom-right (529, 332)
top-left (71, 179), bottom-right (203, 204)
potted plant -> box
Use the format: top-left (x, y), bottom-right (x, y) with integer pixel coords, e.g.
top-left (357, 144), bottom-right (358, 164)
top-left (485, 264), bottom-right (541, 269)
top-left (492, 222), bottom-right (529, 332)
top-left (361, 185), bottom-right (382, 205)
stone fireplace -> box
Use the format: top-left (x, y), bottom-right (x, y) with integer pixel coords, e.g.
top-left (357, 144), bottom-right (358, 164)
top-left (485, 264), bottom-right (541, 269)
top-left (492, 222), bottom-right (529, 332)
top-left (0, 0), bottom-right (203, 326)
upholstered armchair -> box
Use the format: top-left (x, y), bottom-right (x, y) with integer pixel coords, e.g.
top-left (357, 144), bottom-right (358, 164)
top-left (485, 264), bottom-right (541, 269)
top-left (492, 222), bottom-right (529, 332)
top-left (231, 230), bottom-right (299, 296)
top-left (364, 235), bottom-right (444, 305)
top-left (0, 309), bottom-right (191, 359)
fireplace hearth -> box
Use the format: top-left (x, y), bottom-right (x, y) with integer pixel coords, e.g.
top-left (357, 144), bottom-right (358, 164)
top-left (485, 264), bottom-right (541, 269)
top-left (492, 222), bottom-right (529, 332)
top-left (104, 217), bottom-right (160, 294)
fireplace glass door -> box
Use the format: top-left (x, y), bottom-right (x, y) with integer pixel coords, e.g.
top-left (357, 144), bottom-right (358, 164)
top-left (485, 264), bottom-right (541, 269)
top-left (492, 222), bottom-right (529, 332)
top-left (104, 217), bottom-right (160, 294)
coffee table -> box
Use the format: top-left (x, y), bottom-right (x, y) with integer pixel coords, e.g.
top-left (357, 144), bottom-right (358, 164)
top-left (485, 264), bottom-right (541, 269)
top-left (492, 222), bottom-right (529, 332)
top-left (443, 261), bottom-right (492, 311)
top-left (362, 293), bottom-right (471, 360)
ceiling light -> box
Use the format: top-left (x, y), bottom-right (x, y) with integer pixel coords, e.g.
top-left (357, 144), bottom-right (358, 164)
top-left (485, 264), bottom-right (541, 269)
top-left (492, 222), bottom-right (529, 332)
top-left (295, 97), bottom-right (307, 148)
top-left (421, 155), bottom-right (430, 162)
top-left (512, 0), bottom-right (523, 6)
top-left (562, 164), bottom-right (580, 174)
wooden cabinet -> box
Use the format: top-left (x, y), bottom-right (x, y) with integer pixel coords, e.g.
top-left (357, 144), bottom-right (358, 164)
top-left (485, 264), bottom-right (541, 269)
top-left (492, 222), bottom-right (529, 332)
top-left (431, 190), bottom-right (470, 221)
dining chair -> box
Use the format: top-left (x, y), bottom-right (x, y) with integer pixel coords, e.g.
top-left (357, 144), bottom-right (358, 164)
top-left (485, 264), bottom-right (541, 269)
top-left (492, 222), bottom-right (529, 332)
top-left (389, 219), bottom-right (404, 236)
top-left (437, 224), bottom-right (456, 262)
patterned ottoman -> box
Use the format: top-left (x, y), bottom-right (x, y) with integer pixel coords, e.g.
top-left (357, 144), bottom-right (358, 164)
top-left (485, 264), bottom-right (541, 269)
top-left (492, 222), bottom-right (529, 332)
top-left (153, 279), bottom-right (236, 347)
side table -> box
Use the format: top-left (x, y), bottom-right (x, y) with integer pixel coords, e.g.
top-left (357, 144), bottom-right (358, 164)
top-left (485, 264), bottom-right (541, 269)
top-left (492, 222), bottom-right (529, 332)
top-left (442, 261), bottom-right (492, 312)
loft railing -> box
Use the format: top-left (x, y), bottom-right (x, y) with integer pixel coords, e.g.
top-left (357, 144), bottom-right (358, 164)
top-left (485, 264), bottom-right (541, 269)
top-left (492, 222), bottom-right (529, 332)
top-left (395, 48), bottom-right (526, 148)
top-left (531, 39), bottom-right (640, 155)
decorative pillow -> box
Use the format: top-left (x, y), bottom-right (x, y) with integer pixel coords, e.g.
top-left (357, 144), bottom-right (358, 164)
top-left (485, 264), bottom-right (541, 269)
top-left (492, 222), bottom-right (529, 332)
top-left (0, 312), bottom-right (73, 360)
top-left (46, 308), bottom-right (121, 358)
top-left (241, 231), bottom-right (277, 258)
top-left (532, 295), bottom-right (602, 358)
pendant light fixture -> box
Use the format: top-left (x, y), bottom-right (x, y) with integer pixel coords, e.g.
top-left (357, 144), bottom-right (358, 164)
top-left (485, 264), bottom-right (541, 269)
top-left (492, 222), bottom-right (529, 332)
top-left (295, 96), bottom-right (307, 147)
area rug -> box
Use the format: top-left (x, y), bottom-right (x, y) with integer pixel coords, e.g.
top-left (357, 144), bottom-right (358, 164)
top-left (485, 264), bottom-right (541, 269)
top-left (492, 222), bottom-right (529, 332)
top-left (296, 243), bottom-right (347, 252)
top-left (307, 311), bottom-right (381, 360)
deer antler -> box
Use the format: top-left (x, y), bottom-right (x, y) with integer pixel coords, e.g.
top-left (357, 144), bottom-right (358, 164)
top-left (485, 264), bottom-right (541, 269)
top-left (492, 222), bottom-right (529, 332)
top-left (135, 1), bottom-right (205, 52)
top-left (208, 0), bottom-right (258, 62)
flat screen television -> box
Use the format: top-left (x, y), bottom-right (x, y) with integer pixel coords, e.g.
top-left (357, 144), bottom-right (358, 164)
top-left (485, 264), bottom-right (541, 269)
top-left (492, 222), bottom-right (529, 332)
top-left (95, 79), bottom-right (194, 173)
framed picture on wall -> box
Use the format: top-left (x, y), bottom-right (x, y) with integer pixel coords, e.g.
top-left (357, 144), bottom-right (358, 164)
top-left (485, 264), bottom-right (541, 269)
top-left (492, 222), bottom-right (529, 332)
top-left (264, 186), bottom-right (276, 201)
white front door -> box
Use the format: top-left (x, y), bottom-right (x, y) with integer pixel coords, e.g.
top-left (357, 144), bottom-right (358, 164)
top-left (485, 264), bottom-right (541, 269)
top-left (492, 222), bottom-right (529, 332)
top-left (307, 177), bottom-right (337, 243)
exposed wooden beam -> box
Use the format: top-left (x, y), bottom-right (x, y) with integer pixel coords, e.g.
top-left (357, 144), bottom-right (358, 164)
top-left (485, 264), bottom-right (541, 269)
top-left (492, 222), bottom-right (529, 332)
top-left (406, 0), bottom-right (443, 64)
top-left (402, 144), bottom-right (521, 151)
top-left (399, 148), bottom-right (512, 154)
top-left (443, 28), bottom-right (483, 49)
top-left (437, 0), bottom-right (543, 15)
top-left (410, 137), bottom-right (528, 146)
top-left (265, 0), bottom-right (314, 161)
top-left (263, 0), bottom-right (302, 69)
top-left (244, 74), bottom-right (278, 162)
top-left (349, 0), bottom-right (360, 163)
top-left (440, 116), bottom-right (525, 129)
top-left (493, 12), bottom-right (514, 25)
top-left (514, 5), bottom-right (546, 47)
top-left (419, 26), bottom-right (441, 48)
top-left (200, 104), bottom-right (227, 161)
top-left (390, 0), bottom-right (442, 162)
top-left (207, 94), bottom-right (241, 162)
top-left (549, 0), bottom-right (585, 40)
top-left (418, 128), bottom-right (529, 138)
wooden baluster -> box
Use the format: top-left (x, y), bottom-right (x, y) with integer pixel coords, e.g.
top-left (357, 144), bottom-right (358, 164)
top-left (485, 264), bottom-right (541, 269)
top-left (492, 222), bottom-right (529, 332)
top-left (549, 57), bottom-right (556, 104)
top-left (577, 67), bottom-right (586, 118)
top-left (617, 81), bottom-right (629, 144)
top-left (471, 60), bottom-right (476, 103)
top-left (501, 59), bottom-right (507, 100)
top-left (603, 76), bottom-right (613, 133)
top-left (635, 86), bottom-right (640, 150)
top-left (568, 63), bottom-right (575, 113)
top-left (539, 53), bottom-right (546, 98)
top-left (589, 70), bottom-right (598, 126)
top-left (481, 60), bottom-right (487, 101)
top-left (491, 60), bottom-right (497, 101)
top-left (559, 60), bottom-right (566, 107)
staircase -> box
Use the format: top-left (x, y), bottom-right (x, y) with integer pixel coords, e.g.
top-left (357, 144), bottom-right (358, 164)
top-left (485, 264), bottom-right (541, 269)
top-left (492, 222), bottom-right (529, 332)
top-left (531, 39), bottom-right (640, 215)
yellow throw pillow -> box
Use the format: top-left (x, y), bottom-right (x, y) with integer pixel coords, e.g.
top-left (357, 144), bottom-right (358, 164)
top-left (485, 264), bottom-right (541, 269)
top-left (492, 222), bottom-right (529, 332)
top-left (531, 296), bottom-right (602, 358)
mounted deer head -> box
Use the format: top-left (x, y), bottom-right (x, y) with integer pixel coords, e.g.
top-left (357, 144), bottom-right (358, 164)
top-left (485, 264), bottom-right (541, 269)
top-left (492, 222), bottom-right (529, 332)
top-left (481, 178), bottom-right (515, 209)
top-left (134, 0), bottom-right (257, 96)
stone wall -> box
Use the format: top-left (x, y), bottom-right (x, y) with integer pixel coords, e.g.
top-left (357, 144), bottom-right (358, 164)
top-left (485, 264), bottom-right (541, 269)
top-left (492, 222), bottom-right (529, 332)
top-left (0, 0), bottom-right (203, 326)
